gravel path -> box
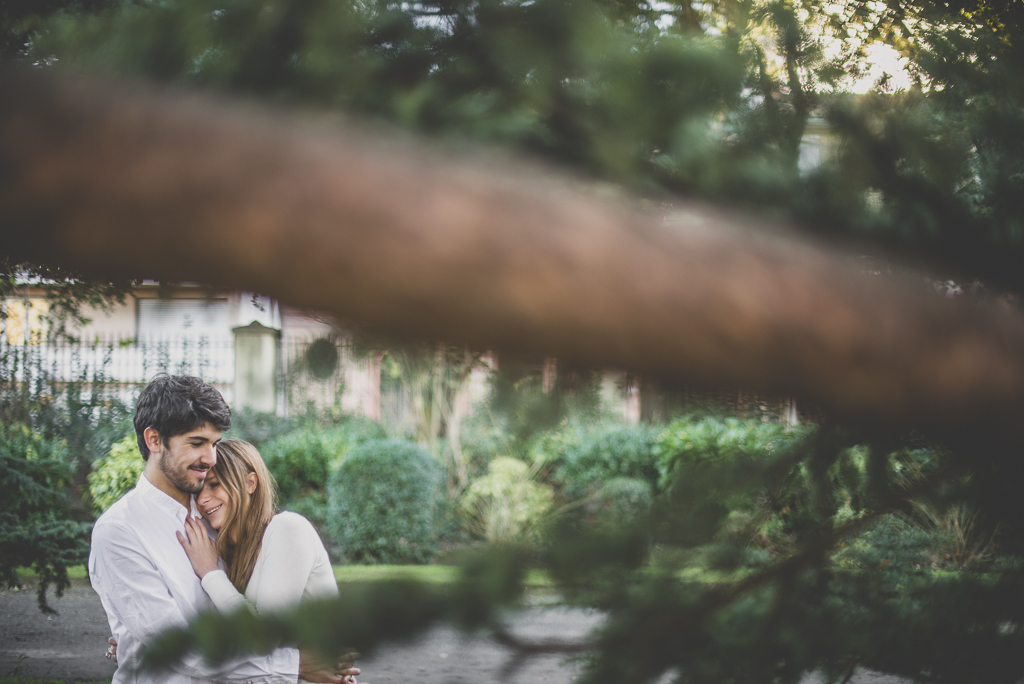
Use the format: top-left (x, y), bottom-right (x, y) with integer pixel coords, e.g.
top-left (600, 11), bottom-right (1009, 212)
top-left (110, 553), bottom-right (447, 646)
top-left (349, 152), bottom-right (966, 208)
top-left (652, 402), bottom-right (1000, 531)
top-left (1, 580), bottom-right (117, 682)
top-left (1, 579), bottom-right (910, 684)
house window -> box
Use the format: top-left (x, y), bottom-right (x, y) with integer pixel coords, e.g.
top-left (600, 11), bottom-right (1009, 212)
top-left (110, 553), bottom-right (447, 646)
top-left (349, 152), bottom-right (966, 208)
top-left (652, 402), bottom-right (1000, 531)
top-left (137, 298), bottom-right (231, 338)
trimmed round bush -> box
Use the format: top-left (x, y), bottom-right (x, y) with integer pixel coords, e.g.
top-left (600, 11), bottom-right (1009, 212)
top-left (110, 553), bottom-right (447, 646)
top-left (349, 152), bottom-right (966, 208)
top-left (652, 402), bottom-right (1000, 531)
top-left (89, 434), bottom-right (144, 513)
top-left (327, 438), bottom-right (442, 564)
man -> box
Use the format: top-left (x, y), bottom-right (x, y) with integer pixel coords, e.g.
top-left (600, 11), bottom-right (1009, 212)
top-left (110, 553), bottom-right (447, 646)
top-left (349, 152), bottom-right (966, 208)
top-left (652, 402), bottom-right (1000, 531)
top-left (90, 374), bottom-right (345, 684)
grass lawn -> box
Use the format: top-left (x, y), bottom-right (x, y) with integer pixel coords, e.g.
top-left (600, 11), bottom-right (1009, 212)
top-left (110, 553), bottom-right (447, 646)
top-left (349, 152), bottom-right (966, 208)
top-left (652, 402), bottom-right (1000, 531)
top-left (14, 566), bottom-right (89, 581)
top-left (333, 564), bottom-right (554, 588)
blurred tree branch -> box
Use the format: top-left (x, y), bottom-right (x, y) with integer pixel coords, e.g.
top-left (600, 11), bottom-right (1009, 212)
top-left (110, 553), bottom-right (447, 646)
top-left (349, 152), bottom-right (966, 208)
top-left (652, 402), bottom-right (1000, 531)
top-left (2, 67), bottom-right (1024, 433)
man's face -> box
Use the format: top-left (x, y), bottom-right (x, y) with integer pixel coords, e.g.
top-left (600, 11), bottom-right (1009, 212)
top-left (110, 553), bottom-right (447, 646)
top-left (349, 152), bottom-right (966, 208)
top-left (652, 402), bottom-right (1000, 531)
top-left (154, 424), bottom-right (222, 496)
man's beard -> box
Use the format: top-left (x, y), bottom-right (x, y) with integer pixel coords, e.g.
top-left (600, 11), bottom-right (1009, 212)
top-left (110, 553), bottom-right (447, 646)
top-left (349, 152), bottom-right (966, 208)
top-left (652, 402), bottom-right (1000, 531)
top-left (159, 454), bottom-right (206, 495)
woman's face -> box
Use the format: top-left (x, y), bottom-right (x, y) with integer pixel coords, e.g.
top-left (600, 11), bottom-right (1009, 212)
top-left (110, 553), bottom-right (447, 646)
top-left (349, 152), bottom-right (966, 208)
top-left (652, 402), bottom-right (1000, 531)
top-left (197, 471), bottom-right (232, 531)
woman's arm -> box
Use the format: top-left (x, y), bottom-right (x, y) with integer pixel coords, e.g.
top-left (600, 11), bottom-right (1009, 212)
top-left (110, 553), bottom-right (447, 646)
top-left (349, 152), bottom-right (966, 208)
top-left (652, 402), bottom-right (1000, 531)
top-left (246, 513), bottom-right (322, 612)
top-left (181, 513), bottom-right (358, 682)
top-left (177, 515), bottom-right (251, 614)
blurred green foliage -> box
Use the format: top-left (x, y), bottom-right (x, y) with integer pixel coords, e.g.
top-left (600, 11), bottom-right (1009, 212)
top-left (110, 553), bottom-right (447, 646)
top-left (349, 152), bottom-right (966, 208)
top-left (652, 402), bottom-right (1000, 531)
top-left (654, 416), bottom-right (805, 546)
top-left (87, 433), bottom-right (143, 514)
top-left (588, 476), bottom-right (654, 531)
top-left (459, 456), bottom-right (555, 543)
top-left (542, 422), bottom-right (663, 501)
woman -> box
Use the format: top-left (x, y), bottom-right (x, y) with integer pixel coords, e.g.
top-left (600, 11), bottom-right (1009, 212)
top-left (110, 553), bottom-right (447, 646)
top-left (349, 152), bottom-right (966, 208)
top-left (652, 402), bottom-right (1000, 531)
top-left (176, 439), bottom-right (339, 616)
top-left (178, 439), bottom-right (357, 684)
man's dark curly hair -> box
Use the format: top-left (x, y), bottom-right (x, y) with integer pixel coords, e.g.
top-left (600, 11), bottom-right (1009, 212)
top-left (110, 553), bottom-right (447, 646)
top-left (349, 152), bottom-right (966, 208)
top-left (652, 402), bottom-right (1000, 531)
top-left (133, 374), bottom-right (231, 460)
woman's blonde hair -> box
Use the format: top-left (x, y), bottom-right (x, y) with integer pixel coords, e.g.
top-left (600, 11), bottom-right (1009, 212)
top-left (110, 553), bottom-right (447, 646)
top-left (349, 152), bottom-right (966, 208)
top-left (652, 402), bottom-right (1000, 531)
top-left (211, 439), bottom-right (277, 592)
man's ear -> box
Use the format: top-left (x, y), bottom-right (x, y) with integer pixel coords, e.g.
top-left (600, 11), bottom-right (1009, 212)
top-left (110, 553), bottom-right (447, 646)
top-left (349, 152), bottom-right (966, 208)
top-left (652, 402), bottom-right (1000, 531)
top-left (143, 427), bottom-right (163, 456)
top-left (246, 472), bottom-right (258, 496)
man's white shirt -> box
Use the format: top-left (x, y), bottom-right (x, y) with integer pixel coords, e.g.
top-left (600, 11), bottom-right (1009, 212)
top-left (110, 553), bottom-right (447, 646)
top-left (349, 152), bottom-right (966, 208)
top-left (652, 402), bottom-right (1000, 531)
top-left (89, 473), bottom-right (300, 684)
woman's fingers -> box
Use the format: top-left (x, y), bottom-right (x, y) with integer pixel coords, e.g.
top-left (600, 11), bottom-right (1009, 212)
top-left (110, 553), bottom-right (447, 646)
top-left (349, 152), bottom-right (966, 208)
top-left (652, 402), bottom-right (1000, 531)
top-left (182, 518), bottom-right (196, 545)
top-left (184, 516), bottom-right (210, 550)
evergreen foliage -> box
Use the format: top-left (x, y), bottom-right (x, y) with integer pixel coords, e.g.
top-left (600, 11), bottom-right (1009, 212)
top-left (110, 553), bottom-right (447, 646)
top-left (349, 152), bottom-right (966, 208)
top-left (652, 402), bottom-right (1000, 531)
top-left (327, 438), bottom-right (443, 564)
top-left (6, 0), bottom-right (1024, 680)
top-left (0, 338), bottom-right (129, 612)
top-left (0, 425), bottom-right (91, 613)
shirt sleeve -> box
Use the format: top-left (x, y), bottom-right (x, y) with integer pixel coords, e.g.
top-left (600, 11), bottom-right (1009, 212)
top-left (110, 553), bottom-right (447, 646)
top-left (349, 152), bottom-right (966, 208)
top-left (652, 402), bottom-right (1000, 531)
top-left (246, 514), bottom-right (319, 613)
top-left (90, 519), bottom-right (300, 683)
top-left (201, 569), bottom-right (255, 615)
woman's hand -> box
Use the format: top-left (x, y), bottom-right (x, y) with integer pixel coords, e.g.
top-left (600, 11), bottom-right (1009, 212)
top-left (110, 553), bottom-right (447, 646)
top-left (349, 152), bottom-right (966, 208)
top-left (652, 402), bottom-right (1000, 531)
top-left (175, 515), bottom-right (221, 579)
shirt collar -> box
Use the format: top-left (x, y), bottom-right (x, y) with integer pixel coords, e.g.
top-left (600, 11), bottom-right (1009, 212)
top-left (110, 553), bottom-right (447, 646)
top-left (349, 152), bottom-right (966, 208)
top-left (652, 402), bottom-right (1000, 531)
top-left (137, 472), bottom-right (201, 522)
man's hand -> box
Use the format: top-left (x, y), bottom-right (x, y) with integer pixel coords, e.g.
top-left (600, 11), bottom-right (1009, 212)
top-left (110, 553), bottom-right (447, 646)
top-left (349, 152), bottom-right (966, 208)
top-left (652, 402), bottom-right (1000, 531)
top-left (105, 637), bottom-right (118, 666)
top-left (175, 515), bottom-right (221, 579)
top-left (299, 650), bottom-right (361, 684)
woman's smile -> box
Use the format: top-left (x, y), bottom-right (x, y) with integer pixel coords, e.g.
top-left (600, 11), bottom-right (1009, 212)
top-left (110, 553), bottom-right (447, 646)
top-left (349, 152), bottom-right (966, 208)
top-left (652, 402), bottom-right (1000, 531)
top-left (196, 472), bottom-right (232, 530)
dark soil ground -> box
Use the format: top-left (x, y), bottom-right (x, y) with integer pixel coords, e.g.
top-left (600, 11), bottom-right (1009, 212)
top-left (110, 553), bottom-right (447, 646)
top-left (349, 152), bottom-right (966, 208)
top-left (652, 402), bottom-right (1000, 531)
top-left (1, 578), bottom-right (910, 684)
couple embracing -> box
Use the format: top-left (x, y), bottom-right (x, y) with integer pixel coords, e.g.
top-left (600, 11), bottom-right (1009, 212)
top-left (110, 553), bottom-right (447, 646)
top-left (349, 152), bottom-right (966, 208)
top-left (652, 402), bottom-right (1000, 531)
top-left (90, 374), bottom-right (360, 684)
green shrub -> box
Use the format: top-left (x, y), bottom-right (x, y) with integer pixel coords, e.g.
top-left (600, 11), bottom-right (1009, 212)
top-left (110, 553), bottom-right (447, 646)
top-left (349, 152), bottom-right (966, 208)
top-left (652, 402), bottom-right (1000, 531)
top-left (262, 418), bottom-right (386, 507)
top-left (327, 438), bottom-right (442, 564)
top-left (228, 408), bottom-right (299, 447)
top-left (542, 423), bottom-right (663, 501)
top-left (262, 428), bottom-right (347, 506)
top-left (88, 434), bottom-right (143, 514)
top-left (284, 491), bottom-right (329, 530)
top-left (589, 476), bottom-right (653, 529)
top-left (653, 416), bottom-right (807, 546)
top-left (449, 415), bottom-right (514, 479)
top-left (654, 416), bottom-right (800, 473)
top-left (836, 514), bottom-right (939, 576)
top-left (460, 457), bottom-right (555, 543)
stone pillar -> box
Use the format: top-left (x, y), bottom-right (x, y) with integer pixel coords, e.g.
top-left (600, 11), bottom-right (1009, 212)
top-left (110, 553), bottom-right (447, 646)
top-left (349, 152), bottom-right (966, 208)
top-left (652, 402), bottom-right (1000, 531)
top-left (233, 321), bottom-right (280, 413)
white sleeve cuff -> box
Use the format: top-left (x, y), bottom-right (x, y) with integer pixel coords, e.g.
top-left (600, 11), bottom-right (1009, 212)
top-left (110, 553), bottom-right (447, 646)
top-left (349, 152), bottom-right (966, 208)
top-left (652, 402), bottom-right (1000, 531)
top-left (274, 646), bottom-right (301, 684)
